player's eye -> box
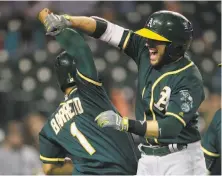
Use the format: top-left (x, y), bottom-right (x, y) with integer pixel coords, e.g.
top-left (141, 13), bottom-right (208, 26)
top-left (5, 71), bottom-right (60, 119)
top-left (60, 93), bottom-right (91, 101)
top-left (146, 39), bottom-right (169, 48)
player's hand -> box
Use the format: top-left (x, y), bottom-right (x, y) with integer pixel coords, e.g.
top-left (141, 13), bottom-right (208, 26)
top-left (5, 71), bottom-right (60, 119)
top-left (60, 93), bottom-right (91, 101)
top-left (95, 110), bottom-right (129, 132)
top-left (44, 14), bottom-right (72, 36)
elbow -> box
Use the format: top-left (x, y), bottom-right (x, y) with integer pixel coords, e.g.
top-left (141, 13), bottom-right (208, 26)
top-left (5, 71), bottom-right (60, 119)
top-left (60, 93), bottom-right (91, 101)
top-left (160, 128), bottom-right (181, 138)
top-left (158, 117), bottom-right (183, 139)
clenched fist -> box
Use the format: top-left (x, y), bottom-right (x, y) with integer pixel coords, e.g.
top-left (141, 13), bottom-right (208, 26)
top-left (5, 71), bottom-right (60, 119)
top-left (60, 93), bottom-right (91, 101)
top-left (38, 8), bottom-right (72, 36)
top-left (95, 110), bottom-right (129, 132)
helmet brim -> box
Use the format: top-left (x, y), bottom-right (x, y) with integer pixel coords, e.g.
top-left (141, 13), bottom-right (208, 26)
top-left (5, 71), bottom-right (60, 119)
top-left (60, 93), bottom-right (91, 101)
top-left (135, 28), bottom-right (171, 42)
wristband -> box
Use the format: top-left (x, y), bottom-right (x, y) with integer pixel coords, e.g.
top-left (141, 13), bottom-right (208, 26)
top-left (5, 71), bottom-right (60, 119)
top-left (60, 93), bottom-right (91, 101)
top-left (128, 119), bottom-right (147, 136)
top-left (90, 17), bottom-right (107, 38)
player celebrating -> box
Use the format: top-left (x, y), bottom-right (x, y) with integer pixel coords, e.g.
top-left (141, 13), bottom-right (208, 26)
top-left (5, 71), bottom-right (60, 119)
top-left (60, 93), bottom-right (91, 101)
top-left (38, 16), bottom-right (138, 175)
top-left (201, 65), bottom-right (221, 175)
top-left (42, 9), bottom-right (207, 174)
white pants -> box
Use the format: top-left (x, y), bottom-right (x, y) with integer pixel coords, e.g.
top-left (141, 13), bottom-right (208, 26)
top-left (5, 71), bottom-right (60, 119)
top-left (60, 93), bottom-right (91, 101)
top-left (136, 141), bottom-right (207, 175)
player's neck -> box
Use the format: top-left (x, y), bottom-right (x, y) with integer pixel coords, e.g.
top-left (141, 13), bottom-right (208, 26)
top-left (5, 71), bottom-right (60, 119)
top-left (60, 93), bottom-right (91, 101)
top-left (65, 86), bottom-right (77, 95)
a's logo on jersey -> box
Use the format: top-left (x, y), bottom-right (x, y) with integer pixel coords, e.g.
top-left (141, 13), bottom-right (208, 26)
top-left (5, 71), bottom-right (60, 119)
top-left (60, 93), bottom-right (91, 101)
top-left (154, 86), bottom-right (171, 112)
top-left (179, 90), bottom-right (193, 113)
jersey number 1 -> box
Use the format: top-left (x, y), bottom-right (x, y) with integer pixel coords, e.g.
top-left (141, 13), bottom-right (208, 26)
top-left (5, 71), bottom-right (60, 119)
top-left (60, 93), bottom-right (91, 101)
top-left (70, 122), bottom-right (96, 155)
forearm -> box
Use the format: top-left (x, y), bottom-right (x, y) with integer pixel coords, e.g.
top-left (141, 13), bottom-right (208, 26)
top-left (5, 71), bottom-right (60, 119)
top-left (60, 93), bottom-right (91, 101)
top-left (45, 163), bottom-right (73, 175)
top-left (127, 116), bottom-right (183, 138)
top-left (68, 15), bottom-right (125, 48)
top-left (55, 28), bottom-right (98, 79)
top-left (55, 28), bottom-right (86, 56)
top-left (68, 16), bottom-right (97, 35)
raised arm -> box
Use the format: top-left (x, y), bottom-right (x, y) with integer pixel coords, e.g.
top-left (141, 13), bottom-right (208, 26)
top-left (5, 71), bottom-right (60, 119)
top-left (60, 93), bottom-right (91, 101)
top-left (66, 15), bottom-right (145, 64)
top-left (55, 28), bottom-right (99, 81)
top-left (38, 9), bottom-right (144, 65)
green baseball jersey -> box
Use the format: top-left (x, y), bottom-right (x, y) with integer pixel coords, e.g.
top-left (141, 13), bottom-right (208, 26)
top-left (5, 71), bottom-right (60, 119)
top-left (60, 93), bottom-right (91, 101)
top-left (201, 109), bottom-right (221, 175)
top-left (39, 29), bottom-right (138, 175)
top-left (118, 31), bottom-right (205, 145)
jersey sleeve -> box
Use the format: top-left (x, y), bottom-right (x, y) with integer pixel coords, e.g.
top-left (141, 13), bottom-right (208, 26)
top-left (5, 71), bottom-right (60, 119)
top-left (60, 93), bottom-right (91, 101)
top-left (201, 109), bottom-right (221, 157)
top-left (118, 30), bottom-right (146, 66)
top-left (55, 28), bottom-right (99, 82)
top-left (39, 127), bottom-right (66, 164)
top-left (75, 70), bottom-right (106, 101)
top-left (165, 76), bottom-right (205, 127)
top-left (214, 110), bottom-right (221, 155)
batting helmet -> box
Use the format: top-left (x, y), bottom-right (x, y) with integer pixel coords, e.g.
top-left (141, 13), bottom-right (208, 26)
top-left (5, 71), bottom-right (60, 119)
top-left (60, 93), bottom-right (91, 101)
top-left (54, 51), bottom-right (76, 92)
top-left (135, 10), bottom-right (193, 60)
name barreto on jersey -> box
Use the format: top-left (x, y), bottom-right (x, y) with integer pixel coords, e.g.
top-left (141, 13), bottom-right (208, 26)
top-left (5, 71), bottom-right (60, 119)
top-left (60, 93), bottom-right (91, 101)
top-left (50, 97), bottom-right (84, 135)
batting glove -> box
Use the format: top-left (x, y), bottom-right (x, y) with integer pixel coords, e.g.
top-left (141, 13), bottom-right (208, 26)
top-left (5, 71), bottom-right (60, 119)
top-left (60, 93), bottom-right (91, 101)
top-left (95, 110), bottom-right (129, 132)
top-left (44, 14), bottom-right (72, 36)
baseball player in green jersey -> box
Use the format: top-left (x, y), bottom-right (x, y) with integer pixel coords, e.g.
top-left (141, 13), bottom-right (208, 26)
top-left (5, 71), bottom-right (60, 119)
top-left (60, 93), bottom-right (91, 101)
top-left (201, 64), bottom-right (221, 175)
top-left (38, 18), bottom-right (138, 174)
top-left (43, 9), bottom-right (207, 174)
top-left (201, 109), bottom-right (221, 175)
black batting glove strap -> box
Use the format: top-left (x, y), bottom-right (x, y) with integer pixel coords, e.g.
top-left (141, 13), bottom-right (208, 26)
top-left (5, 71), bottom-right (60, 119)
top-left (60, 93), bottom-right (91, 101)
top-left (128, 119), bottom-right (147, 137)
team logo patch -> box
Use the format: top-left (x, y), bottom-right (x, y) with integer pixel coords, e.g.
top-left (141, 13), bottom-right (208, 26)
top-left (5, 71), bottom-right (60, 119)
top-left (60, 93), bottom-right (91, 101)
top-left (180, 90), bottom-right (193, 113)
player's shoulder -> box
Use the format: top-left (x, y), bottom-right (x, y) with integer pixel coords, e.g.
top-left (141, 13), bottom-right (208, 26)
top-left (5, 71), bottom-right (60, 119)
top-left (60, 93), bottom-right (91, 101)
top-left (39, 120), bottom-right (51, 137)
top-left (214, 109), bottom-right (221, 118)
top-left (75, 70), bottom-right (103, 88)
top-left (212, 109), bottom-right (221, 127)
top-left (175, 54), bottom-right (203, 87)
top-left (183, 54), bottom-right (203, 80)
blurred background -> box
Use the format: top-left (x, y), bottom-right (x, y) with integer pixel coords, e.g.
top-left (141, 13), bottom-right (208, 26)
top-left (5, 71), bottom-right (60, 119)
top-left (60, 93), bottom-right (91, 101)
top-left (0, 1), bottom-right (220, 174)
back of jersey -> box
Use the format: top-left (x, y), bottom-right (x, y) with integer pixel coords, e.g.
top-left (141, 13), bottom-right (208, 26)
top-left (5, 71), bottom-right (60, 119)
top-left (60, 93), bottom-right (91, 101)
top-left (39, 73), bottom-right (138, 175)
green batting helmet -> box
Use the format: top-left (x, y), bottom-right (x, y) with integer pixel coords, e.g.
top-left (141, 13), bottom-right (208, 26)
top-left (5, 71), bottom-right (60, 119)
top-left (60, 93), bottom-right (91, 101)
top-left (135, 10), bottom-right (193, 59)
top-left (54, 51), bottom-right (76, 92)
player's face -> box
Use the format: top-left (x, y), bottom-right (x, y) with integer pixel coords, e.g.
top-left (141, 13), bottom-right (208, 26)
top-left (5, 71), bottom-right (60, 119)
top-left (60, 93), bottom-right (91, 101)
top-left (146, 39), bottom-right (167, 66)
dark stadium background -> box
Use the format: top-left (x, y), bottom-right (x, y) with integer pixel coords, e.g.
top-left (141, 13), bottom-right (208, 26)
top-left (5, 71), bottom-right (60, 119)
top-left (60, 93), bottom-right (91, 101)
top-left (0, 1), bottom-right (220, 174)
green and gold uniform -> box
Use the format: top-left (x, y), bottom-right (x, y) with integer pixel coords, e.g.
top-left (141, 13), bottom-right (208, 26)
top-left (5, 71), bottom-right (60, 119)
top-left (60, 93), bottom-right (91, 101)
top-left (201, 109), bottom-right (221, 175)
top-left (118, 31), bottom-right (205, 145)
top-left (39, 29), bottom-right (138, 175)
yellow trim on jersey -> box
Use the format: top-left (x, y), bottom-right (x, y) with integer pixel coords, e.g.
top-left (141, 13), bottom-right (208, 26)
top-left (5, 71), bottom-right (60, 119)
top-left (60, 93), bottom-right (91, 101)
top-left (122, 32), bottom-right (131, 50)
top-left (201, 146), bottom-right (220, 157)
top-left (69, 87), bottom-right (77, 95)
top-left (59, 88), bottom-right (78, 106)
top-left (40, 155), bottom-right (65, 162)
top-left (143, 112), bottom-right (146, 122)
top-left (60, 102), bottom-right (65, 106)
top-left (149, 62), bottom-right (194, 121)
top-left (154, 138), bottom-right (159, 144)
top-left (142, 87), bottom-right (147, 121)
top-left (165, 112), bottom-right (186, 127)
top-left (135, 28), bottom-right (171, 42)
top-left (142, 87), bottom-right (146, 98)
top-left (77, 70), bottom-right (102, 86)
